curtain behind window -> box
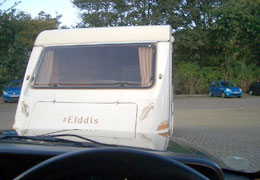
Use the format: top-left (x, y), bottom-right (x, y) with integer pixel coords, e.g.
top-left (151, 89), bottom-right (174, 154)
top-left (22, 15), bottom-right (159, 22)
top-left (138, 47), bottom-right (153, 86)
top-left (35, 50), bottom-right (54, 85)
top-left (50, 54), bottom-right (59, 84)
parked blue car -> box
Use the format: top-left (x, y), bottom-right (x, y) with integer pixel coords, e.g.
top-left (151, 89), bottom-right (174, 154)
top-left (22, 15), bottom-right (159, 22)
top-left (209, 81), bottom-right (242, 98)
top-left (2, 80), bottom-right (22, 102)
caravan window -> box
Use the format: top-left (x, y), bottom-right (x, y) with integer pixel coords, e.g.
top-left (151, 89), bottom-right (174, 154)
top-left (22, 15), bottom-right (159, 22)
top-left (33, 44), bottom-right (155, 88)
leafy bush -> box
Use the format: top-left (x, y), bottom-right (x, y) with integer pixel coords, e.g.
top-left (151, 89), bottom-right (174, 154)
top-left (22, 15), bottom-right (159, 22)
top-left (173, 61), bottom-right (259, 94)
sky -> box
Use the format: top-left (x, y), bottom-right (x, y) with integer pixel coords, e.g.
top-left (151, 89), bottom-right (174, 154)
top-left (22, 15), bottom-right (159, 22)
top-left (1, 0), bottom-right (80, 27)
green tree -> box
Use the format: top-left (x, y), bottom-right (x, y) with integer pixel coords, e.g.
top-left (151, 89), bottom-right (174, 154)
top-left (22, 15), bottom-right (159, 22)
top-left (72, 0), bottom-right (181, 27)
top-left (0, 9), bottom-right (61, 91)
top-left (172, 0), bottom-right (224, 66)
top-left (210, 0), bottom-right (260, 66)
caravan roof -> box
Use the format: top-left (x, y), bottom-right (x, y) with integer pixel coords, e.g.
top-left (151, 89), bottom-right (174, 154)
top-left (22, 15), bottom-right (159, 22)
top-left (34, 25), bottom-right (172, 46)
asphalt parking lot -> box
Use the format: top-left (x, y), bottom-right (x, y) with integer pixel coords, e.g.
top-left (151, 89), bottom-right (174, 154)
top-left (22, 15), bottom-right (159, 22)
top-left (0, 95), bottom-right (260, 172)
top-left (0, 101), bottom-right (17, 130)
top-left (172, 95), bottom-right (260, 172)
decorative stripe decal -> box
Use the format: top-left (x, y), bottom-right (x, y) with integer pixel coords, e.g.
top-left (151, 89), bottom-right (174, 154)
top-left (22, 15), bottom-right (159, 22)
top-left (158, 132), bottom-right (169, 137)
top-left (156, 120), bottom-right (169, 131)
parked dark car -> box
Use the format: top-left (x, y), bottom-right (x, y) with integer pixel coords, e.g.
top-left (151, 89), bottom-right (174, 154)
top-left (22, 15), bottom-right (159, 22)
top-left (209, 81), bottom-right (242, 98)
top-left (2, 80), bottom-right (22, 102)
top-left (248, 82), bottom-right (260, 95)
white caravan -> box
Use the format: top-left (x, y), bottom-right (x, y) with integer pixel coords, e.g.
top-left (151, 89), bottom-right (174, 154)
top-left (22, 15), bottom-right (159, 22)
top-left (14, 25), bottom-right (174, 150)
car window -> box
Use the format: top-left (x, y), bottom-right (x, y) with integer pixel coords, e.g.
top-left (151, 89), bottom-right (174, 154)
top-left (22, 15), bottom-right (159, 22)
top-left (8, 81), bottom-right (22, 88)
top-left (221, 82), bottom-right (236, 87)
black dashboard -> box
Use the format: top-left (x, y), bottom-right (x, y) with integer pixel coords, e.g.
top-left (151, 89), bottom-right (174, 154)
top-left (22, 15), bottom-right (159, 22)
top-left (0, 142), bottom-right (257, 180)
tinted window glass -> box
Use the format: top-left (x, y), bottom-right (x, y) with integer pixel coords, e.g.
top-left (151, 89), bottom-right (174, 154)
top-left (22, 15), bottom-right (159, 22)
top-left (211, 83), bottom-right (216, 87)
top-left (221, 82), bottom-right (236, 87)
top-left (33, 44), bottom-right (155, 88)
top-left (9, 80), bottom-right (22, 88)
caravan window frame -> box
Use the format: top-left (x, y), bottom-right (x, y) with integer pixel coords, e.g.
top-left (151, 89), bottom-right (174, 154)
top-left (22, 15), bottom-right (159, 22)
top-left (32, 43), bottom-right (157, 89)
